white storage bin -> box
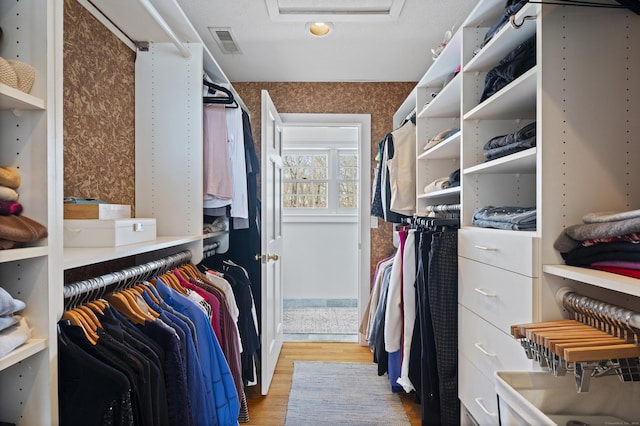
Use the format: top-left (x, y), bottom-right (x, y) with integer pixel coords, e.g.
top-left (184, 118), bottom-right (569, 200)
top-left (495, 370), bottom-right (640, 425)
top-left (64, 218), bottom-right (156, 247)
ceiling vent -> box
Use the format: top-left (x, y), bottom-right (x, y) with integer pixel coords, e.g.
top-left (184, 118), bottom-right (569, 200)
top-left (265, 0), bottom-right (405, 22)
top-left (208, 27), bottom-right (242, 54)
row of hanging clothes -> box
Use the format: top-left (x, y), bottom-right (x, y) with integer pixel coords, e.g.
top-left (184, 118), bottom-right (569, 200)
top-left (201, 78), bottom-right (262, 323)
top-left (360, 217), bottom-right (459, 426)
top-left (202, 76), bottom-right (261, 322)
top-left (58, 250), bottom-right (260, 426)
top-left (202, 78), bottom-right (258, 231)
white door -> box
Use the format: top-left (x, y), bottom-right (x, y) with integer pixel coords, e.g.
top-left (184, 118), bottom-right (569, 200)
top-left (260, 90), bottom-right (284, 395)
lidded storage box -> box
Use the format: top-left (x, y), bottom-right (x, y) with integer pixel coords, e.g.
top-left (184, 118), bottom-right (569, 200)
top-left (64, 218), bottom-right (156, 247)
top-left (63, 203), bottom-right (131, 220)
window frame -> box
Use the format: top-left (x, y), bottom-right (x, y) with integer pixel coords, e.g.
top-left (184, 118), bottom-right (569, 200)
top-left (282, 147), bottom-right (358, 216)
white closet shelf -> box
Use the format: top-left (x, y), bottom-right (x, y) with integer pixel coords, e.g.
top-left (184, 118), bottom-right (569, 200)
top-left (464, 66), bottom-right (537, 120)
top-left (419, 186), bottom-right (461, 200)
top-left (0, 84), bottom-right (45, 110)
top-left (418, 132), bottom-right (460, 160)
top-left (463, 0), bottom-right (505, 27)
top-left (0, 339), bottom-right (47, 371)
top-left (417, 29), bottom-right (462, 88)
top-left (418, 75), bottom-right (461, 119)
top-left (464, 2), bottom-right (538, 73)
top-left (203, 230), bottom-right (227, 239)
top-left (544, 264), bottom-right (640, 299)
top-left (63, 235), bottom-right (201, 270)
top-left (0, 246), bottom-right (48, 264)
top-left (463, 147), bottom-right (536, 174)
top-left (394, 88), bottom-right (417, 128)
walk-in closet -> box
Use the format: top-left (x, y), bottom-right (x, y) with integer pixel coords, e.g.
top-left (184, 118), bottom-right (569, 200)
top-left (1, 0), bottom-right (639, 425)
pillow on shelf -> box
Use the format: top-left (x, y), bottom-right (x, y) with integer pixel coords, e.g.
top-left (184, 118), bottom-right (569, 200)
top-left (7, 60), bottom-right (35, 94)
top-left (0, 57), bottom-right (18, 89)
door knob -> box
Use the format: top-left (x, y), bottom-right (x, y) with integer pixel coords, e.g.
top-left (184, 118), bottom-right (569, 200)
top-left (267, 254), bottom-right (279, 261)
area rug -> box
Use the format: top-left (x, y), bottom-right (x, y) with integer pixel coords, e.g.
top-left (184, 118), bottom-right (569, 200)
top-left (285, 361), bottom-right (411, 425)
top-left (283, 307), bottom-right (358, 334)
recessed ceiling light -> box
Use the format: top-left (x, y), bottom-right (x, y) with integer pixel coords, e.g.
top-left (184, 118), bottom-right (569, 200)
top-left (307, 22), bottom-right (333, 37)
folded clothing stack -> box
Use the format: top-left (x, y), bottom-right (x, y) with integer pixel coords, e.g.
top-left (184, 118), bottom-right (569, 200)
top-left (0, 166), bottom-right (47, 249)
top-left (472, 205), bottom-right (536, 231)
top-left (479, 34), bottom-right (536, 103)
top-left (554, 209), bottom-right (640, 277)
top-left (0, 286), bottom-right (31, 358)
top-left (423, 176), bottom-right (450, 194)
top-left (424, 128), bottom-right (459, 151)
top-left (483, 121), bottom-right (536, 161)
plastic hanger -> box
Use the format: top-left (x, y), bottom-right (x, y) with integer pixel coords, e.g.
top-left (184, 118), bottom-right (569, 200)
top-left (203, 79), bottom-right (238, 108)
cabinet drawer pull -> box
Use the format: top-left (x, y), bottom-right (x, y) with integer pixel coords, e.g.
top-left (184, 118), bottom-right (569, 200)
top-left (474, 397), bottom-right (497, 417)
top-left (474, 244), bottom-right (497, 251)
top-left (474, 287), bottom-right (497, 297)
top-left (474, 342), bottom-right (496, 357)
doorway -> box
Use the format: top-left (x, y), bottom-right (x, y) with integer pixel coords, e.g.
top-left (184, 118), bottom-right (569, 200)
top-left (279, 113), bottom-right (371, 344)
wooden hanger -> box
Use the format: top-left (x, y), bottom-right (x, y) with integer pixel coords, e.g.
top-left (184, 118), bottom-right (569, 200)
top-left (122, 288), bottom-right (159, 319)
top-left (106, 292), bottom-right (149, 325)
top-left (132, 282), bottom-right (161, 305)
top-left (87, 299), bottom-right (108, 314)
top-left (183, 263), bottom-right (205, 281)
top-left (75, 305), bottom-right (102, 331)
top-left (158, 272), bottom-right (187, 295)
top-left (61, 309), bottom-right (99, 345)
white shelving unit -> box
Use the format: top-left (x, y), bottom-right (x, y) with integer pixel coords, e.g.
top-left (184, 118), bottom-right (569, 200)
top-left (1, 0), bottom-right (242, 423)
top-left (414, 27), bottom-right (462, 217)
top-left (0, 0), bottom-right (59, 424)
top-left (402, 1), bottom-right (640, 424)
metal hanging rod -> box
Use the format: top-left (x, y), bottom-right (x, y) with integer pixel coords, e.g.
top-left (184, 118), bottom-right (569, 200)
top-left (511, 288), bottom-right (640, 391)
top-left (138, 0), bottom-right (191, 59)
top-left (63, 250), bottom-right (192, 309)
top-left (556, 287), bottom-right (640, 331)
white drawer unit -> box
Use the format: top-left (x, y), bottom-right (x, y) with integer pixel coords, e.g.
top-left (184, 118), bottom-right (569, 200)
top-left (458, 228), bottom-right (539, 277)
top-left (459, 354), bottom-right (500, 426)
top-left (459, 305), bottom-right (535, 375)
top-left (64, 218), bottom-right (157, 247)
top-left (459, 257), bottom-right (535, 334)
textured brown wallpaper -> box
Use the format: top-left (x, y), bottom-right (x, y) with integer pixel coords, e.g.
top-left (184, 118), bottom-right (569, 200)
top-left (233, 82), bottom-right (415, 281)
top-left (63, 0), bottom-right (136, 213)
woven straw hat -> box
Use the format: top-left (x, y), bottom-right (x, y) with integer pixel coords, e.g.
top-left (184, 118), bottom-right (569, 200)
top-left (0, 57), bottom-right (18, 89)
top-left (7, 60), bottom-right (35, 94)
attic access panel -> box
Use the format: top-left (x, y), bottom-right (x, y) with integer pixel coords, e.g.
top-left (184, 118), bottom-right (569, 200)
top-left (265, 0), bottom-right (406, 21)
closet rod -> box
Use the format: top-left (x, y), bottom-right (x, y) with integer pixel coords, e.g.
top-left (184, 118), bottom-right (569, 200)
top-left (138, 0), bottom-right (191, 59)
top-left (557, 287), bottom-right (640, 330)
top-left (425, 203), bottom-right (461, 212)
top-left (63, 250), bottom-right (192, 305)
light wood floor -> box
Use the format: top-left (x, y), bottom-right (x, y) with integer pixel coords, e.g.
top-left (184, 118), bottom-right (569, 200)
top-left (245, 341), bottom-right (422, 425)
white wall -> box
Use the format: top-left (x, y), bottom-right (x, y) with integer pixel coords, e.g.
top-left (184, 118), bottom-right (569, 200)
top-left (282, 218), bottom-right (358, 300)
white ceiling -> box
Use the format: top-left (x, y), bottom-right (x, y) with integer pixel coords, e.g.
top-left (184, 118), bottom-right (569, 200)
top-left (175, 0), bottom-right (481, 82)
